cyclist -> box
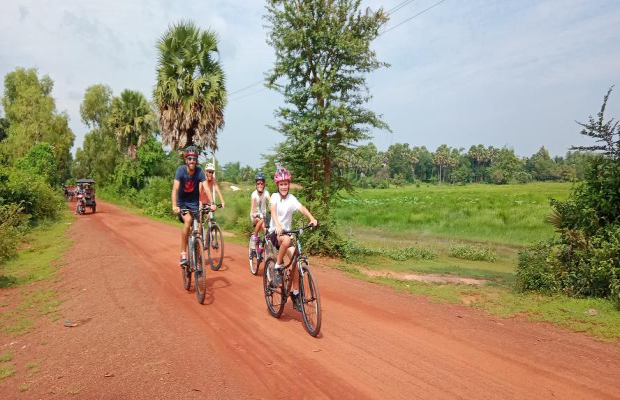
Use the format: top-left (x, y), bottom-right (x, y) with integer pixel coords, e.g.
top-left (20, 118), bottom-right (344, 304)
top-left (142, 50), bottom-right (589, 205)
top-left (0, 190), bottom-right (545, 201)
top-left (200, 162), bottom-right (225, 212)
top-left (269, 166), bottom-right (317, 311)
top-left (249, 172), bottom-right (270, 250)
top-left (172, 146), bottom-right (215, 267)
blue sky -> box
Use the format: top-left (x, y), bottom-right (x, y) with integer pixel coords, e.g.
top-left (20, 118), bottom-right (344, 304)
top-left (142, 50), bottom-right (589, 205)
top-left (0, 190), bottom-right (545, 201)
top-left (1, 0), bottom-right (619, 167)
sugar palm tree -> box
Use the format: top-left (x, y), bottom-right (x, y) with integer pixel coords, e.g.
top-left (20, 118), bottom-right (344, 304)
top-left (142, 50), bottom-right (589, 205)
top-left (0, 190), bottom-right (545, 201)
top-left (154, 20), bottom-right (227, 151)
top-left (108, 89), bottom-right (154, 159)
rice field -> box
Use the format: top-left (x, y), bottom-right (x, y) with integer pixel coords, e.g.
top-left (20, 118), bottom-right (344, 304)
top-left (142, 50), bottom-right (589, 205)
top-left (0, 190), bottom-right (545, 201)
top-left (334, 182), bottom-right (571, 246)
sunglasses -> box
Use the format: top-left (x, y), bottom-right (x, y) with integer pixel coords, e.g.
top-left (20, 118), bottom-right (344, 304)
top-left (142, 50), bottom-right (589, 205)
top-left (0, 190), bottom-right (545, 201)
top-left (186, 156), bottom-right (198, 162)
top-left (207, 170), bottom-right (214, 174)
top-left (256, 181), bottom-right (265, 185)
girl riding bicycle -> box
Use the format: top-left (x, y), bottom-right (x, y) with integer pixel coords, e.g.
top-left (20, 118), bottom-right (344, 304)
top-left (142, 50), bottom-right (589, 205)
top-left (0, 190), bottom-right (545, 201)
top-left (269, 167), bottom-right (317, 311)
top-left (249, 172), bottom-right (270, 250)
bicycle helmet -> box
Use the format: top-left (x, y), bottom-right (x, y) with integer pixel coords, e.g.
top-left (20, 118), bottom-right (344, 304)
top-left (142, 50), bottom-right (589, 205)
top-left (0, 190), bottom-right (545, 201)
top-left (184, 146), bottom-right (198, 159)
top-left (205, 162), bottom-right (215, 171)
top-left (255, 172), bottom-right (266, 182)
top-left (274, 167), bottom-right (291, 184)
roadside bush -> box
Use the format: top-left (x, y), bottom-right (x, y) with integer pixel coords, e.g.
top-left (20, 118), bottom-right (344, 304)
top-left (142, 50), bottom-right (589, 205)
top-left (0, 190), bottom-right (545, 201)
top-left (514, 171), bottom-right (532, 184)
top-left (0, 167), bottom-right (63, 221)
top-left (449, 243), bottom-right (498, 262)
top-left (341, 241), bottom-right (437, 262)
top-left (0, 203), bottom-right (29, 261)
top-left (291, 199), bottom-right (347, 257)
top-left (515, 241), bottom-right (559, 293)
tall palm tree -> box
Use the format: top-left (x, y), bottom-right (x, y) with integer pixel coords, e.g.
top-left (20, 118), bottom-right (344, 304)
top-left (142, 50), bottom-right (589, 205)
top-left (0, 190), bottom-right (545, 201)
top-left (154, 20), bottom-right (227, 151)
top-left (109, 89), bottom-right (154, 159)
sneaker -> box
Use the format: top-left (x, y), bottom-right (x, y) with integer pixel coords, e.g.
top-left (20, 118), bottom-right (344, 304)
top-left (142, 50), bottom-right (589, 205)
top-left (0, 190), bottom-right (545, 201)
top-left (273, 264), bottom-right (283, 286)
top-left (291, 291), bottom-right (302, 312)
top-left (180, 253), bottom-right (189, 268)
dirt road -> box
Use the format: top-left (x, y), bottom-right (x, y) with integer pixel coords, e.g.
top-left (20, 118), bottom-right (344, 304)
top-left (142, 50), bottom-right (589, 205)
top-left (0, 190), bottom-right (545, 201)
top-left (2, 201), bottom-right (620, 399)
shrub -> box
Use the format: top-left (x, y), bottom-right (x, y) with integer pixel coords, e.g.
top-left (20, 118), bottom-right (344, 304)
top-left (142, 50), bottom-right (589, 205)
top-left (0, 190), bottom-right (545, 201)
top-left (0, 203), bottom-right (29, 261)
top-left (515, 241), bottom-right (559, 292)
top-left (0, 167), bottom-right (63, 221)
top-left (449, 243), bottom-right (498, 262)
top-left (514, 171), bottom-right (532, 184)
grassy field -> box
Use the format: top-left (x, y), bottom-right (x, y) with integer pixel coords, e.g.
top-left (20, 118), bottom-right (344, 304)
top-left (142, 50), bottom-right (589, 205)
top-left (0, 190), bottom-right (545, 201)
top-left (334, 182), bottom-right (571, 245)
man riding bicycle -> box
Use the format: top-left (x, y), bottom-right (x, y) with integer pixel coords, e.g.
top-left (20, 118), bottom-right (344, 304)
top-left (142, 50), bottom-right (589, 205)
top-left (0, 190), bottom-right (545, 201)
top-left (172, 146), bottom-right (216, 267)
top-left (269, 167), bottom-right (317, 311)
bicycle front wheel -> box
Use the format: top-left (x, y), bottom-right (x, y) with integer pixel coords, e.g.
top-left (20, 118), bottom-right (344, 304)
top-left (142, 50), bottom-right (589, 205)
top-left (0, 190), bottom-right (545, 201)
top-left (194, 236), bottom-right (207, 304)
top-left (249, 246), bottom-right (260, 275)
top-left (208, 225), bottom-right (224, 271)
top-left (299, 261), bottom-right (322, 337)
top-left (263, 258), bottom-right (285, 318)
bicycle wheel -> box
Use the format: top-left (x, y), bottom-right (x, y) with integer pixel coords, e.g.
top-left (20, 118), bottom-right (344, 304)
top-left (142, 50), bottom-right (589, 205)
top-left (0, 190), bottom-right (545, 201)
top-left (249, 242), bottom-right (260, 276)
top-left (194, 237), bottom-right (207, 304)
top-left (299, 261), bottom-right (322, 337)
top-left (182, 243), bottom-right (192, 291)
top-left (263, 258), bottom-right (285, 318)
top-left (208, 225), bottom-right (224, 271)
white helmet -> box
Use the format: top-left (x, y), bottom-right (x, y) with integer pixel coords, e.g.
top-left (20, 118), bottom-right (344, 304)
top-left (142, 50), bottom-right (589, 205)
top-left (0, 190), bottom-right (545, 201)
top-left (205, 162), bottom-right (215, 172)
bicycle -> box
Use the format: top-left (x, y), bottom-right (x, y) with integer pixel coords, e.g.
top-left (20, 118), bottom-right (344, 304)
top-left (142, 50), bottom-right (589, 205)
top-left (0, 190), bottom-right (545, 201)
top-left (179, 209), bottom-right (207, 304)
top-left (263, 224), bottom-right (322, 337)
top-left (200, 204), bottom-right (224, 271)
top-left (248, 213), bottom-right (272, 276)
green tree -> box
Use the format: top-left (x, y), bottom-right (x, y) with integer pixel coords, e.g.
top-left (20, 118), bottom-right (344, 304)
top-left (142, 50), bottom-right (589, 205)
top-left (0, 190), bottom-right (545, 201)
top-left (109, 89), bottom-right (154, 159)
top-left (15, 143), bottom-right (57, 186)
top-left (433, 144), bottom-right (450, 184)
top-left (0, 117), bottom-right (8, 142)
top-left (80, 84), bottom-right (113, 129)
top-left (1, 68), bottom-right (74, 180)
top-left (266, 0), bottom-right (390, 206)
top-left (222, 161), bottom-right (241, 183)
top-left (526, 146), bottom-right (559, 181)
top-left (154, 21), bottom-right (227, 150)
top-left (411, 146), bottom-right (433, 181)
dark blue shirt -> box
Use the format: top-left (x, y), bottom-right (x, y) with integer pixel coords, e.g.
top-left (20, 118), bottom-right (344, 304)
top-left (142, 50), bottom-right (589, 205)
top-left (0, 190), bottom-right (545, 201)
top-left (175, 165), bottom-right (206, 209)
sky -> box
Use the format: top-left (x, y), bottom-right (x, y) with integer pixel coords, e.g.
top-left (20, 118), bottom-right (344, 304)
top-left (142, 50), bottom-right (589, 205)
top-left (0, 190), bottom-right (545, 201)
top-left (1, 0), bottom-right (619, 167)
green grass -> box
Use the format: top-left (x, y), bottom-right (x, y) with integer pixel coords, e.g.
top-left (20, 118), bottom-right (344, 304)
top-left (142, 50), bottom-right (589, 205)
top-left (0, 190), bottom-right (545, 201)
top-left (0, 352), bottom-right (11, 362)
top-left (18, 383), bottom-right (30, 392)
top-left (337, 263), bottom-right (620, 340)
top-left (0, 210), bottom-right (73, 336)
top-left (0, 363), bottom-right (15, 380)
top-left (335, 182), bottom-right (570, 245)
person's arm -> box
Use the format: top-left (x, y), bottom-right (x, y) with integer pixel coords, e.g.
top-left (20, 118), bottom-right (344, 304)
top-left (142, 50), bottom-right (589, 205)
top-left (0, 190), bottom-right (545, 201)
top-left (299, 205), bottom-right (318, 227)
top-left (250, 195), bottom-right (257, 218)
top-left (171, 180), bottom-right (180, 214)
top-left (200, 182), bottom-right (216, 211)
top-left (270, 202), bottom-right (283, 235)
top-left (214, 183), bottom-right (225, 208)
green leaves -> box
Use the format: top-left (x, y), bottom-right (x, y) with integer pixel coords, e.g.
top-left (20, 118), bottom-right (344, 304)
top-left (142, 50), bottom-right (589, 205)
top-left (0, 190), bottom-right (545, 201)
top-left (266, 0), bottom-right (390, 205)
top-left (154, 21), bottom-right (226, 151)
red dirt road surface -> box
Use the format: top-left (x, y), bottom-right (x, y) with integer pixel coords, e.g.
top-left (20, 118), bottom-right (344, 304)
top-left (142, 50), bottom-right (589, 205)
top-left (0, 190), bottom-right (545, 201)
top-left (2, 201), bottom-right (620, 399)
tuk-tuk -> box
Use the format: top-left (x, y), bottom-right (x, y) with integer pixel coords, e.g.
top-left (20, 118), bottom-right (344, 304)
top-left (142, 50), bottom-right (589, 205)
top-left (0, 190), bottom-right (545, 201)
top-left (75, 179), bottom-right (97, 214)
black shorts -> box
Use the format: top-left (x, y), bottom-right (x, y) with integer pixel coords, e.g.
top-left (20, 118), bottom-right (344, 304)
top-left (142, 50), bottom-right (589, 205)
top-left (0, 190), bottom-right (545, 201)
top-left (177, 208), bottom-right (198, 223)
top-left (268, 232), bottom-right (294, 250)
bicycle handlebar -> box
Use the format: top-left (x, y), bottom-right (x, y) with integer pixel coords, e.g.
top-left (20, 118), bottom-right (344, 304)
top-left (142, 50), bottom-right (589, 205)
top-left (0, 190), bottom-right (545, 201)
top-left (281, 222), bottom-right (319, 236)
top-left (200, 203), bottom-right (223, 212)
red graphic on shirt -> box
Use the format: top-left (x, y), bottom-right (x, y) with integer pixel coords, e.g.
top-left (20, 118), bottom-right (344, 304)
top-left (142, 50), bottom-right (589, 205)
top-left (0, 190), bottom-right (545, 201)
top-left (184, 180), bottom-right (195, 193)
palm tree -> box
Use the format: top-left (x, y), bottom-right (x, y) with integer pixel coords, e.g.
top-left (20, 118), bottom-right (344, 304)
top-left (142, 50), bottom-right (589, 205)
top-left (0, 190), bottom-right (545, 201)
top-left (154, 20), bottom-right (227, 151)
top-left (109, 90), bottom-right (154, 159)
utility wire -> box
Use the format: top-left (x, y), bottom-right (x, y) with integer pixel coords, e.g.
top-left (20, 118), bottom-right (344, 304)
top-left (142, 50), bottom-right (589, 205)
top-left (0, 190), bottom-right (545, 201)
top-left (228, 79), bottom-right (263, 96)
top-left (229, 87), bottom-right (268, 102)
top-left (387, 0), bottom-right (417, 15)
top-left (381, 0), bottom-right (447, 35)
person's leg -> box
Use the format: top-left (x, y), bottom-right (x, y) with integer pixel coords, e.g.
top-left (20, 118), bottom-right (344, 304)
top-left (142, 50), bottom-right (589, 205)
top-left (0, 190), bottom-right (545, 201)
top-left (276, 235), bottom-right (291, 265)
top-left (180, 212), bottom-right (192, 263)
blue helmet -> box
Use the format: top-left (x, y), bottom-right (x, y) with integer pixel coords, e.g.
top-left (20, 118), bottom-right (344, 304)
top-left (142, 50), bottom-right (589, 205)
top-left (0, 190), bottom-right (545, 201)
top-left (255, 172), bottom-right (266, 182)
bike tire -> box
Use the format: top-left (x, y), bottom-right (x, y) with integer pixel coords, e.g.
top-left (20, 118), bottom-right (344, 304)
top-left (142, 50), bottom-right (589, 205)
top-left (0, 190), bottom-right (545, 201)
top-left (208, 225), bottom-right (224, 271)
top-left (249, 244), bottom-right (260, 276)
top-left (194, 237), bottom-right (207, 304)
top-left (182, 259), bottom-right (191, 291)
top-left (263, 258), bottom-right (285, 318)
top-left (299, 261), bottom-right (322, 337)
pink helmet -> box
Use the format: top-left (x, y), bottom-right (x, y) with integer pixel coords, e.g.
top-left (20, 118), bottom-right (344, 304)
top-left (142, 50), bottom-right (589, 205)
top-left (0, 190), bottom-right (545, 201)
top-left (274, 167), bottom-right (291, 184)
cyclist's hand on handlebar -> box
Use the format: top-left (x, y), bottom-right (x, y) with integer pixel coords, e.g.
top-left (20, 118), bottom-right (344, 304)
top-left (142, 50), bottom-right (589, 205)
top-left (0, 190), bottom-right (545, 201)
top-left (210, 203), bottom-right (217, 211)
top-left (309, 218), bottom-right (318, 228)
top-left (173, 206), bottom-right (180, 214)
top-left (275, 223), bottom-right (283, 236)
top-left (221, 202), bottom-right (226, 208)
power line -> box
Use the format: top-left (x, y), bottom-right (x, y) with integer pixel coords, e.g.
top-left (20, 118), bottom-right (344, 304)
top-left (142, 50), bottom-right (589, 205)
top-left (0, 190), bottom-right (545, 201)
top-left (228, 79), bottom-right (263, 96)
top-left (381, 0), bottom-right (447, 35)
top-left (387, 0), bottom-right (417, 15)
top-left (229, 87), bottom-right (268, 102)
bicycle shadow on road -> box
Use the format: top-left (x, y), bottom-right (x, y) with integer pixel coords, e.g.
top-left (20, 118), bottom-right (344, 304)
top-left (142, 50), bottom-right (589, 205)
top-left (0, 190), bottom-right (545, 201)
top-left (202, 276), bottom-right (232, 305)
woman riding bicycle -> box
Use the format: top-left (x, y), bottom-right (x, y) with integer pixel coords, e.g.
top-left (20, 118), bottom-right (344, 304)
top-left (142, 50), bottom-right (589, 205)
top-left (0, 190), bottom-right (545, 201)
top-left (269, 167), bottom-right (317, 311)
top-left (249, 172), bottom-right (270, 250)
